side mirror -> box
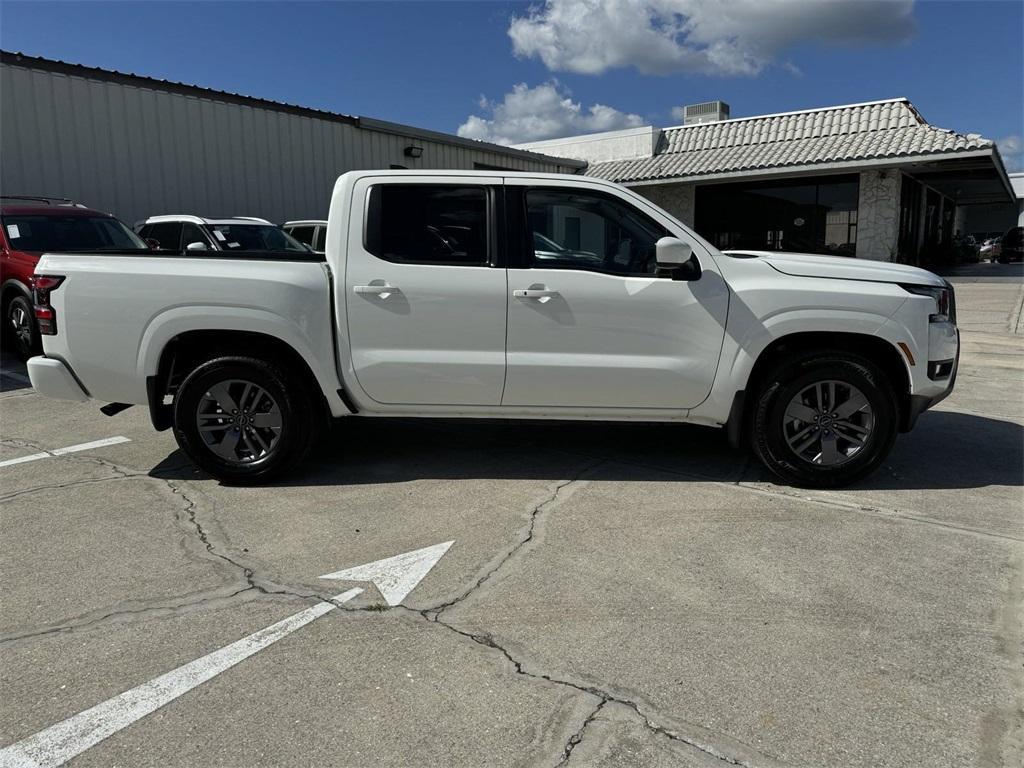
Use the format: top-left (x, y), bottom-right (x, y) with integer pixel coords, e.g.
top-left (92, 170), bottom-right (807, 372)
top-left (185, 241), bottom-right (208, 252)
top-left (145, 238), bottom-right (160, 250)
top-left (656, 237), bottom-right (701, 280)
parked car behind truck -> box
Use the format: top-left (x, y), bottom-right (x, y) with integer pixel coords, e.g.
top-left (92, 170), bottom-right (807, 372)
top-left (1, 196), bottom-right (149, 358)
top-left (138, 215), bottom-right (309, 254)
top-left (27, 171), bottom-right (959, 487)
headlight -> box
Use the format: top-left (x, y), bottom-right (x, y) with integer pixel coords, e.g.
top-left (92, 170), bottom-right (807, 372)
top-left (900, 283), bottom-right (955, 324)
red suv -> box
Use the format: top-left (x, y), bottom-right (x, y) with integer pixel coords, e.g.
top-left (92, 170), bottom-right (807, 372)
top-left (1, 197), bottom-right (148, 359)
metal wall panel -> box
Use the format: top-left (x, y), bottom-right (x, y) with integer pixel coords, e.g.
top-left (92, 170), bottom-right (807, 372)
top-left (1, 60), bottom-right (580, 225)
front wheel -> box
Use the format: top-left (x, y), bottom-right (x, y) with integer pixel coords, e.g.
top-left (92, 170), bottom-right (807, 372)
top-left (172, 356), bottom-right (317, 484)
top-left (750, 354), bottom-right (898, 488)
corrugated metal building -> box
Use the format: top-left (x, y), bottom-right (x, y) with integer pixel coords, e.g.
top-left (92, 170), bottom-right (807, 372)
top-left (0, 51), bottom-right (585, 225)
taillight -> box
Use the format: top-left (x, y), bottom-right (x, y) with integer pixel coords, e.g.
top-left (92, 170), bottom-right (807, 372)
top-left (31, 274), bottom-right (65, 335)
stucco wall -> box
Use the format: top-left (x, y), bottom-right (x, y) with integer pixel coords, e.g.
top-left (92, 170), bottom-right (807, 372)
top-left (633, 183), bottom-right (696, 227)
top-left (514, 126), bottom-right (661, 164)
top-left (856, 170), bottom-right (902, 261)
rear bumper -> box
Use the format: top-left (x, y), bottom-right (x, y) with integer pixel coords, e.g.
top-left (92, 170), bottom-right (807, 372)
top-left (27, 356), bottom-right (89, 402)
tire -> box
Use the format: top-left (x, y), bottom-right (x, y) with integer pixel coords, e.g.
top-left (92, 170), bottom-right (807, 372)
top-left (750, 353), bottom-right (898, 488)
top-left (172, 355), bottom-right (318, 485)
top-left (5, 295), bottom-right (39, 360)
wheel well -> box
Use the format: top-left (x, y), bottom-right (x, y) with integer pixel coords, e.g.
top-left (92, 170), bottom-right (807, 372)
top-left (1, 282), bottom-right (30, 310)
top-left (729, 331), bottom-right (913, 447)
top-left (149, 330), bottom-right (329, 431)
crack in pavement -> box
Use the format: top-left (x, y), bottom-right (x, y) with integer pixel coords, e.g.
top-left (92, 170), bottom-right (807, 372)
top-left (425, 458), bottom-right (607, 619)
top-left (556, 697), bottom-right (607, 767)
top-left (0, 585), bottom-right (260, 644)
top-left (401, 460), bottom-right (783, 767)
top-left (161, 478), bottom-right (361, 611)
top-left (405, 608), bottom-right (780, 768)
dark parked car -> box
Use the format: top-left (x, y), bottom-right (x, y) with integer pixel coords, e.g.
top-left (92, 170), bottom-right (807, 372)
top-left (0, 196), bottom-right (148, 358)
top-left (997, 226), bottom-right (1023, 263)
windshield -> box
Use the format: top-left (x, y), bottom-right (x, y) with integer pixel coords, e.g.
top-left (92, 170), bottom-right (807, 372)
top-left (208, 224), bottom-right (308, 252)
top-left (2, 214), bottom-right (148, 252)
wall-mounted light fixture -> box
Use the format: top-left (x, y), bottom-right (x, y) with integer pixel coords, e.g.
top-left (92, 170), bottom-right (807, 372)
top-left (404, 145), bottom-right (423, 158)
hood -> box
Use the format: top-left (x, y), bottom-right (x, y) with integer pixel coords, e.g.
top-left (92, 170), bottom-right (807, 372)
top-left (723, 250), bottom-right (944, 287)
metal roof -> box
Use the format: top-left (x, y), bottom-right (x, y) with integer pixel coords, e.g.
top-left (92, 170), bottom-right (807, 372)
top-left (585, 98), bottom-right (997, 183)
top-left (0, 50), bottom-right (585, 170)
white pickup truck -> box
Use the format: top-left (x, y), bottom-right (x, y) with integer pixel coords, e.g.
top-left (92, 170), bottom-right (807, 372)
top-left (27, 170), bottom-right (958, 487)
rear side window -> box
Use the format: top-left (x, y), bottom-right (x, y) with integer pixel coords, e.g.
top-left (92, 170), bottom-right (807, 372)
top-left (288, 225), bottom-right (315, 247)
top-left (365, 185), bottom-right (488, 265)
top-left (313, 226), bottom-right (326, 252)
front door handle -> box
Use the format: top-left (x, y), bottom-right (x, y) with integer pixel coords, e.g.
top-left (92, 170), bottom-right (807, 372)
top-left (354, 283), bottom-right (398, 298)
top-left (513, 288), bottom-right (560, 299)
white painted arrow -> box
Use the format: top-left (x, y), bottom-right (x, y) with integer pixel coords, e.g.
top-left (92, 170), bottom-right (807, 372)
top-left (0, 541), bottom-right (453, 768)
top-left (320, 540), bottom-right (454, 606)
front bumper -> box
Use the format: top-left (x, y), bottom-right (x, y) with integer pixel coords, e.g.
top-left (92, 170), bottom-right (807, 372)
top-left (27, 356), bottom-right (89, 402)
top-left (901, 330), bottom-right (959, 432)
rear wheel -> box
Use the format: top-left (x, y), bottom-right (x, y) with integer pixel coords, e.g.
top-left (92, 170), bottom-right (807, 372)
top-left (172, 356), bottom-right (318, 484)
top-left (6, 295), bottom-right (39, 360)
top-left (751, 353), bottom-right (898, 488)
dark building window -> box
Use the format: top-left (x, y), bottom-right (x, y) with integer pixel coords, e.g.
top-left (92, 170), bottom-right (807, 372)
top-left (694, 174), bottom-right (860, 256)
top-left (898, 175), bottom-right (922, 262)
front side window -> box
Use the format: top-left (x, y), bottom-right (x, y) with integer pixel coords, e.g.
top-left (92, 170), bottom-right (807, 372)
top-left (181, 223), bottom-right (208, 248)
top-left (3, 214), bottom-right (148, 252)
top-left (525, 189), bottom-right (668, 275)
top-left (365, 185), bottom-right (488, 265)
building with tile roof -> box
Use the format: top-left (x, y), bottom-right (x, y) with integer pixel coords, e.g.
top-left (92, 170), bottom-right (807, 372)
top-left (517, 99), bottom-right (1014, 267)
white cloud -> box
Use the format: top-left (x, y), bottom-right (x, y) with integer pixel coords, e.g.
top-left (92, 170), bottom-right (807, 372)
top-left (508, 0), bottom-right (916, 76)
top-left (997, 135), bottom-right (1022, 172)
top-left (456, 82), bottom-right (644, 145)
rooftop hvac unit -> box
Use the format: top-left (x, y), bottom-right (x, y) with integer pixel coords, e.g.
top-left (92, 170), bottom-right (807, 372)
top-left (683, 101), bottom-right (730, 125)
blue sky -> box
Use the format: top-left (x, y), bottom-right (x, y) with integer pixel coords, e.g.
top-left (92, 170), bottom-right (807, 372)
top-left (2, 1), bottom-right (1021, 168)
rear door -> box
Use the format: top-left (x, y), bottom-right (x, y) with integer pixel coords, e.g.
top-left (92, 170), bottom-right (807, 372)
top-left (345, 176), bottom-right (507, 406)
top-left (501, 180), bottom-right (729, 410)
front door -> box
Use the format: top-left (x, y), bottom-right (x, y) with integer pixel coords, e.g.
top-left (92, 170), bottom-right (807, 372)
top-left (345, 177), bottom-right (507, 406)
top-left (502, 182), bottom-right (729, 410)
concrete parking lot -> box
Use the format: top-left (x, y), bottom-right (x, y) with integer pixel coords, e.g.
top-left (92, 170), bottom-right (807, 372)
top-left (1, 266), bottom-right (1022, 768)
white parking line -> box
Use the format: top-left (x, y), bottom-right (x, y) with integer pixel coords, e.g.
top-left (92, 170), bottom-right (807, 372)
top-left (0, 437), bottom-right (131, 469)
top-left (0, 588), bottom-right (364, 768)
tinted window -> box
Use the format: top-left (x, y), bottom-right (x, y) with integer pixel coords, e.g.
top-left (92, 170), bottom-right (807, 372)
top-left (207, 224), bottom-right (307, 252)
top-left (366, 185), bottom-right (488, 265)
top-left (182, 223), bottom-right (208, 248)
top-left (145, 222), bottom-right (183, 251)
top-left (2, 214), bottom-right (148, 252)
top-left (525, 188), bottom-right (667, 275)
top-left (313, 226), bottom-right (326, 252)
top-left (289, 225), bottom-right (315, 246)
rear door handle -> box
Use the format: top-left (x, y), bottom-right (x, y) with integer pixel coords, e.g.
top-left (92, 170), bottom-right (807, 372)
top-left (513, 288), bottom-right (560, 299)
top-left (354, 283), bottom-right (398, 298)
